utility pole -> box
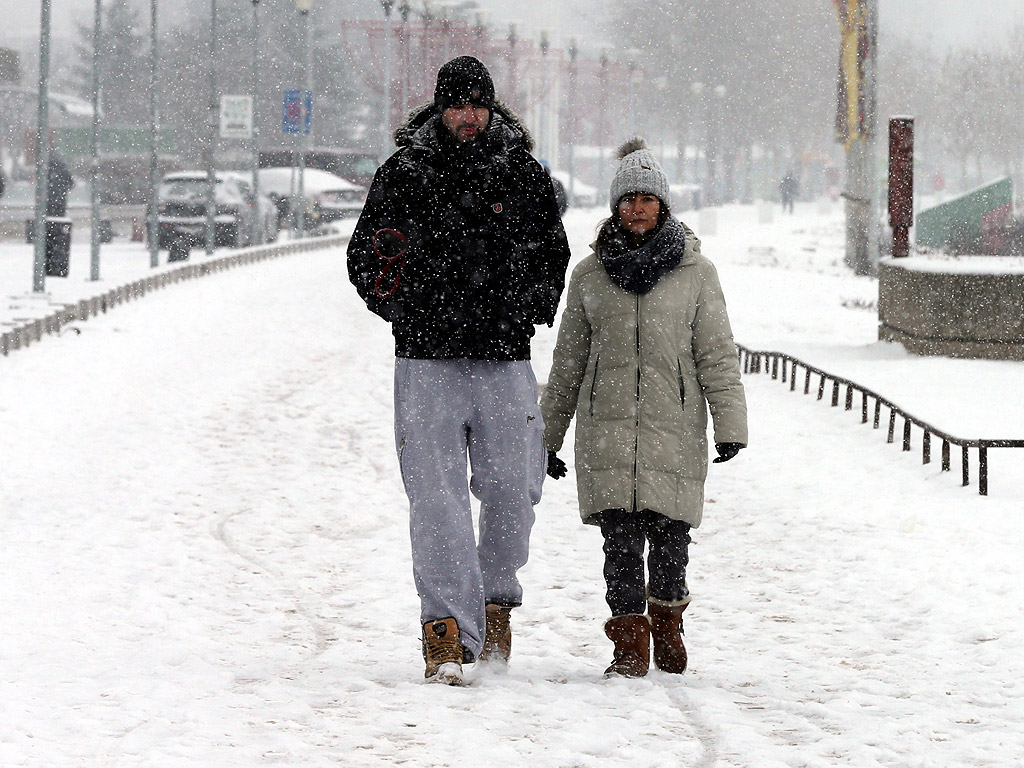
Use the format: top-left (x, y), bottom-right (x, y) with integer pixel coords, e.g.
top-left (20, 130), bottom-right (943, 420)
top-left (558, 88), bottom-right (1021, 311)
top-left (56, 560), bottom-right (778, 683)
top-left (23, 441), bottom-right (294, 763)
top-left (31, 0), bottom-right (53, 293)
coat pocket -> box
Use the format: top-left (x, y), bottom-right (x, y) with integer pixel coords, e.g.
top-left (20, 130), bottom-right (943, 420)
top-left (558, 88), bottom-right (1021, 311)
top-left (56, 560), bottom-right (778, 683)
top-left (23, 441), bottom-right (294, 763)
top-left (397, 435), bottom-right (409, 490)
top-left (678, 359), bottom-right (686, 410)
top-left (589, 353), bottom-right (600, 417)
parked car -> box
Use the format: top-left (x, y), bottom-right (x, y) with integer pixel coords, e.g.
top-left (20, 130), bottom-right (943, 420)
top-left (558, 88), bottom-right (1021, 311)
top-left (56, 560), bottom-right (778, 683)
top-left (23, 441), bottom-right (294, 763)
top-left (550, 170), bottom-right (599, 207)
top-left (153, 171), bottom-right (259, 249)
top-left (258, 147), bottom-right (379, 187)
top-left (255, 167), bottom-right (367, 228)
top-left (222, 171), bottom-right (280, 244)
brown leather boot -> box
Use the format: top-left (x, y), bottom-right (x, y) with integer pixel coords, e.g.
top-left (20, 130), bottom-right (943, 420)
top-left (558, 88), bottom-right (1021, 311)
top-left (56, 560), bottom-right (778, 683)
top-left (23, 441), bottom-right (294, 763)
top-left (648, 599), bottom-right (689, 674)
top-left (478, 604), bottom-right (512, 664)
top-left (603, 614), bottom-right (651, 678)
top-left (422, 618), bottom-right (465, 685)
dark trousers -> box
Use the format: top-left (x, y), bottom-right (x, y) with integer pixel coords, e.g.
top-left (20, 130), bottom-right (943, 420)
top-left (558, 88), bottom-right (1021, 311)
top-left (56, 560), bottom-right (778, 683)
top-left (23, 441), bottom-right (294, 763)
top-left (598, 509), bottom-right (691, 617)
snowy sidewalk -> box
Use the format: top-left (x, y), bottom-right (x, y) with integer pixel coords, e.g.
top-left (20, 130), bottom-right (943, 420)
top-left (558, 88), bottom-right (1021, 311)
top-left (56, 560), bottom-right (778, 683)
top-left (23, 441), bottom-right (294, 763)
top-left (2, 205), bottom-right (1024, 765)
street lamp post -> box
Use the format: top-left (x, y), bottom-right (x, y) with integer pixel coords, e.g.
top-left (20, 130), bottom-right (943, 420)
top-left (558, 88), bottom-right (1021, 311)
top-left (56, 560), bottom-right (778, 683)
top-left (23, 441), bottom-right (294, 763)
top-left (653, 76), bottom-right (668, 172)
top-left (89, 0), bottom-right (102, 280)
top-left (507, 23), bottom-right (517, 106)
top-left (420, 5), bottom-right (435, 87)
top-left (251, 0), bottom-right (262, 245)
top-left (31, 0), bottom-right (53, 293)
top-left (205, 0), bottom-right (217, 254)
top-left (625, 48), bottom-right (641, 136)
top-left (538, 30), bottom-right (549, 162)
top-left (474, 11), bottom-right (487, 59)
top-left (147, 0), bottom-right (159, 268)
top-left (380, 1), bottom-right (394, 157)
top-left (597, 49), bottom-right (609, 196)
top-left (710, 83), bottom-right (726, 205)
top-left (439, 5), bottom-right (452, 63)
top-left (690, 81), bottom-right (704, 191)
top-left (566, 39), bottom-right (577, 204)
top-left (294, 0), bottom-right (312, 239)
top-left (399, 1), bottom-right (410, 116)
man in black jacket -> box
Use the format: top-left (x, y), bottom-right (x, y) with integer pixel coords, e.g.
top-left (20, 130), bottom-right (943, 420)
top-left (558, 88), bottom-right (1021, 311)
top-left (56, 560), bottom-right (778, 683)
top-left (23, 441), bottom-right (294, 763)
top-left (348, 56), bottom-right (571, 685)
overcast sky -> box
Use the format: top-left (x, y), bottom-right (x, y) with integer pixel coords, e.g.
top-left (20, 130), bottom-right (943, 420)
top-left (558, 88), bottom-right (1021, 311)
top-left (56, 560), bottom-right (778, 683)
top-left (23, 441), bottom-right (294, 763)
top-left (1, 0), bottom-right (1019, 54)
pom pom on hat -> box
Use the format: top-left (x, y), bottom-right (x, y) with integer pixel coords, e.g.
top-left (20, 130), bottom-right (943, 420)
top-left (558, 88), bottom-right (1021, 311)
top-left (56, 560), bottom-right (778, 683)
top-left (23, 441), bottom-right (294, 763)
top-left (608, 137), bottom-right (670, 212)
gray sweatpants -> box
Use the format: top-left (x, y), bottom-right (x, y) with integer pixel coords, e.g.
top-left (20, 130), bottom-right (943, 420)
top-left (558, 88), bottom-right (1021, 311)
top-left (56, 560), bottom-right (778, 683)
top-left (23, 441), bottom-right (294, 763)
top-left (394, 358), bottom-right (546, 658)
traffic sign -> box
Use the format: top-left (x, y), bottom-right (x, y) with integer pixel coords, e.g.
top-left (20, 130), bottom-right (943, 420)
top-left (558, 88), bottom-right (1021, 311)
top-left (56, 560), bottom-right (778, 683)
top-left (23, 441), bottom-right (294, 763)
top-left (220, 95), bottom-right (253, 139)
top-left (283, 89), bottom-right (312, 135)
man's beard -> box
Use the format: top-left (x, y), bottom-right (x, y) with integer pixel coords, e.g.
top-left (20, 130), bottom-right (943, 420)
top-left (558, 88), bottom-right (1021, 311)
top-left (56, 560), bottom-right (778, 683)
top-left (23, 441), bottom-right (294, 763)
top-left (453, 123), bottom-right (482, 142)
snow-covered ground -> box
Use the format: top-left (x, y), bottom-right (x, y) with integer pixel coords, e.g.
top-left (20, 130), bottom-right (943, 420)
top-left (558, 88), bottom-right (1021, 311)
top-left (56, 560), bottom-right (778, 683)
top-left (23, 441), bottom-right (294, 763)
top-left (2, 201), bottom-right (1023, 766)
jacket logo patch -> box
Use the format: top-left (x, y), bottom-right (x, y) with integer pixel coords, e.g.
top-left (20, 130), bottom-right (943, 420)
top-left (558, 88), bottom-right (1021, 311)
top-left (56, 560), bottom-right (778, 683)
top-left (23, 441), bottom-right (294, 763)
top-left (492, 203), bottom-right (503, 213)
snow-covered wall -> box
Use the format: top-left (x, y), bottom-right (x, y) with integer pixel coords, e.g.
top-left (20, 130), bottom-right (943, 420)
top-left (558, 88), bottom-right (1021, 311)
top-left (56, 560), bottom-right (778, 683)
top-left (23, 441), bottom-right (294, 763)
top-left (878, 258), bottom-right (1024, 360)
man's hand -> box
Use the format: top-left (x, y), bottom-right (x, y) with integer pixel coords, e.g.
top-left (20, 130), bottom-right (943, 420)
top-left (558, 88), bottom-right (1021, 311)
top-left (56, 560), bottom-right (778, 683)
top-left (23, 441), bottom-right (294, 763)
top-left (712, 442), bottom-right (745, 463)
top-left (372, 228), bottom-right (408, 299)
top-left (546, 450), bottom-right (567, 479)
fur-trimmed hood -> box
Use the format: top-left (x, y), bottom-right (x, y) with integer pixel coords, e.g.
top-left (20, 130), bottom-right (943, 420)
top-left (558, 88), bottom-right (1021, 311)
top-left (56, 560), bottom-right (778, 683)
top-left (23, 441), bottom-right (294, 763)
top-left (392, 100), bottom-right (534, 153)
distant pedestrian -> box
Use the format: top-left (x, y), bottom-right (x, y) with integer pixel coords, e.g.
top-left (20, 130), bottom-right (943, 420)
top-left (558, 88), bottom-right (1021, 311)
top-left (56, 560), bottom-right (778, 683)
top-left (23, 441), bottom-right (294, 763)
top-left (347, 56), bottom-right (571, 685)
top-left (46, 152), bottom-right (75, 218)
top-left (541, 138), bottom-right (747, 678)
top-left (779, 171), bottom-right (798, 214)
top-left (0, 165), bottom-right (6, 199)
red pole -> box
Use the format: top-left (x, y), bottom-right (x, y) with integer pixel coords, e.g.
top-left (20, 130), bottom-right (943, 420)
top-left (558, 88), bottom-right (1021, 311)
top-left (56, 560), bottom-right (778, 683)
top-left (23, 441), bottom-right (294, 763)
top-left (888, 117), bottom-right (914, 258)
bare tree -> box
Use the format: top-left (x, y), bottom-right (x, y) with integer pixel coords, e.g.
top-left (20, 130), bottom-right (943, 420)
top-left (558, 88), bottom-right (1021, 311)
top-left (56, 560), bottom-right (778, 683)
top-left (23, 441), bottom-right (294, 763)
top-left (72, 0), bottom-right (149, 127)
top-left (605, 0), bottom-right (835, 201)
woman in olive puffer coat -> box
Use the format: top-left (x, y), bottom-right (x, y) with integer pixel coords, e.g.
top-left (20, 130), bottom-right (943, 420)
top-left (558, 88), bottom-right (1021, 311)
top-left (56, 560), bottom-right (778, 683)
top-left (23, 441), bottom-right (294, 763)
top-left (541, 138), bottom-right (747, 678)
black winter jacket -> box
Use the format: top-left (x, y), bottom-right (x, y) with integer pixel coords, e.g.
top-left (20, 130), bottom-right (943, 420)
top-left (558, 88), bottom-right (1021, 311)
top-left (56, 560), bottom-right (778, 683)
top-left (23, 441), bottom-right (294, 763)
top-left (347, 103), bottom-right (571, 360)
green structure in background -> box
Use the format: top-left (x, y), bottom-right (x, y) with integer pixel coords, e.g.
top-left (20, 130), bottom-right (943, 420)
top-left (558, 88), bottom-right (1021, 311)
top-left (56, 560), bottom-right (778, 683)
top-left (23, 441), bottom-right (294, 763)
top-left (915, 176), bottom-right (1013, 254)
top-left (53, 126), bottom-right (177, 159)
top-left (50, 126), bottom-right (180, 204)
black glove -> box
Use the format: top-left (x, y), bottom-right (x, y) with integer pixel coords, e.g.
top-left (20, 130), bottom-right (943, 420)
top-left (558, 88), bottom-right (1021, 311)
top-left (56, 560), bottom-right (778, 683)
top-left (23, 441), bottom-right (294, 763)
top-left (546, 450), bottom-right (567, 479)
top-left (713, 442), bottom-right (745, 463)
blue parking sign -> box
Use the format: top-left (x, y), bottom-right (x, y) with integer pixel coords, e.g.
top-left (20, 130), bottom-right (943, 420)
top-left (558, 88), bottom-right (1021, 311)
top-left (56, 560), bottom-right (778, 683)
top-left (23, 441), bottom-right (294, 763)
top-left (282, 89), bottom-right (312, 134)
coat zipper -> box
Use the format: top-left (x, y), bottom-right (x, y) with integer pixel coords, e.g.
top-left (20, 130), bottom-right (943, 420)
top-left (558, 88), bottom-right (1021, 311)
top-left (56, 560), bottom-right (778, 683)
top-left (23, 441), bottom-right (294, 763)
top-left (633, 294), bottom-right (641, 513)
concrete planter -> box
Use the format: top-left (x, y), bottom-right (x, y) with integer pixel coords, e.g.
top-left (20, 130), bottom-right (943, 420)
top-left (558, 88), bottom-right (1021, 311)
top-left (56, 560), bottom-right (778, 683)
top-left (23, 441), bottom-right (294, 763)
top-left (878, 257), bottom-right (1024, 360)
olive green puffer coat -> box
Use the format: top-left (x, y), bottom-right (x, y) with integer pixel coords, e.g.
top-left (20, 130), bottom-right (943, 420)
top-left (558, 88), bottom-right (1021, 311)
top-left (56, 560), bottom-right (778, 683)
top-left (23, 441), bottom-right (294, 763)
top-left (540, 222), bottom-right (747, 527)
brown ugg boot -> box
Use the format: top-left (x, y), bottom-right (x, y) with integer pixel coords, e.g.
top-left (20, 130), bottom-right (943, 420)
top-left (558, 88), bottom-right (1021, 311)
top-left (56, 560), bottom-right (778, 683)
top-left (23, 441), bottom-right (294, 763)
top-left (422, 618), bottom-right (465, 685)
top-left (648, 599), bottom-right (689, 674)
top-left (478, 604), bottom-right (512, 664)
top-left (603, 614), bottom-right (651, 678)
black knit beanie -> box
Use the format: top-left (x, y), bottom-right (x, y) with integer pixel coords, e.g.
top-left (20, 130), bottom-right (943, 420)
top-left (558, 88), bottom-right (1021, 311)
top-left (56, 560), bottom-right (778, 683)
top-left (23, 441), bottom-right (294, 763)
top-left (434, 56), bottom-right (495, 112)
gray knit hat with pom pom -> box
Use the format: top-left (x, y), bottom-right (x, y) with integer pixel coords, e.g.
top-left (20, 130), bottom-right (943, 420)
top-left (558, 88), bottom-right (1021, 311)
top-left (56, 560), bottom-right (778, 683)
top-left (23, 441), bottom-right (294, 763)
top-left (608, 137), bottom-right (670, 212)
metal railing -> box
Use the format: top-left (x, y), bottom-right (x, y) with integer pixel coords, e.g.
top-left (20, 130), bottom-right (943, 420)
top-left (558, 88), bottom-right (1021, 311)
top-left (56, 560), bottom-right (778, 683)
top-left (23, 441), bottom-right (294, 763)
top-left (1, 234), bottom-right (347, 359)
top-left (737, 344), bottom-right (1024, 495)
